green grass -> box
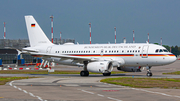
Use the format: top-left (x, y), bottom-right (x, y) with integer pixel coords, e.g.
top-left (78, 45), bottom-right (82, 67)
top-left (0, 77), bottom-right (37, 85)
top-left (163, 71), bottom-right (180, 75)
top-left (101, 77), bottom-right (180, 89)
top-left (0, 70), bottom-right (126, 74)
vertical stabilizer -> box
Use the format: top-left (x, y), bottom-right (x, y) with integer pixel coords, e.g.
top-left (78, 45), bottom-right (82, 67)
top-left (25, 15), bottom-right (53, 47)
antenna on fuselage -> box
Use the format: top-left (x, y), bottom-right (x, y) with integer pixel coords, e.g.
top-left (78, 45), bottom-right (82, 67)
top-left (123, 37), bottom-right (126, 43)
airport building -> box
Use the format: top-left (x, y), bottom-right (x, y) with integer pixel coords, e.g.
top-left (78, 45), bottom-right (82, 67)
top-left (0, 38), bottom-right (75, 65)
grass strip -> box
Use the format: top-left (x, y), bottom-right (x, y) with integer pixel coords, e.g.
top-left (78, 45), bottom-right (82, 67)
top-left (163, 71), bottom-right (180, 75)
top-left (0, 77), bottom-right (37, 85)
top-left (101, 77), bottom-right (180, 89)
top-left (0, 70), bottom-right (126, 74)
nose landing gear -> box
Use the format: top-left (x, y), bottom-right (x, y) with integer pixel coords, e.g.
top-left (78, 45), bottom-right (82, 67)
top-left (146, 66), bottom-right (152, 77)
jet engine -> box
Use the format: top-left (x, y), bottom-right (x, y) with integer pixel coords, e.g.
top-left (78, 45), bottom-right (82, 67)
top-left (117, 66), bottom-right (141, 72)
top-left (87, 61), bottom-right (113, 73)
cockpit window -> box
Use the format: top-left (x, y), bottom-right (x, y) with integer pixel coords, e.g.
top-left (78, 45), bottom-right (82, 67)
top-left (155, 49), bottom-right (168, 53)
top-left (155, 49), bottom-right (159, 53)
top-left (163, 49), bottom-right (168, 52)
top-left (159, 49), bottom-right (163, 52)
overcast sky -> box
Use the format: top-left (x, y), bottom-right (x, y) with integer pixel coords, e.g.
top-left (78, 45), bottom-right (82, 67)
top-left (0, 0), bottom-right (180, 46)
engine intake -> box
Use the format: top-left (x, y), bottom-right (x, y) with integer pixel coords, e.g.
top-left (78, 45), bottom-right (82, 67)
top-left (87, 61), bottom-right (113, 73)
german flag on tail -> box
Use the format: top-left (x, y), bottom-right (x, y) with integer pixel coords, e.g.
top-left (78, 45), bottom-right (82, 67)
top-left (31, 24), bottom-right (35, 27)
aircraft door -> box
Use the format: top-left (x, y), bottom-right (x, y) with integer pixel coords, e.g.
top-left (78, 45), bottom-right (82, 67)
top-left (46, 47), bottom-right (52, 53)
top-left (142, 45), bottom-right (149, 58)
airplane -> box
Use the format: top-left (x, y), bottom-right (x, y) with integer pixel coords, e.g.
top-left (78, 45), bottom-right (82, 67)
top-left (22, 15), bottom-right (176, 77)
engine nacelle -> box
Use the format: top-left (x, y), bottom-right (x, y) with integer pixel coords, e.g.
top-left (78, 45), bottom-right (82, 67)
top-left (87, 61), bottom-right (113, 73)
top-left (117, 66), bottom-right (141, 72)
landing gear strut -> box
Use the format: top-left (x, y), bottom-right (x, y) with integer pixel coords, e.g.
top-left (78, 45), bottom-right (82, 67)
top-left (146, 66), bottom-right (152, 77)
top-left (80, 61), bottom-right (89, 76)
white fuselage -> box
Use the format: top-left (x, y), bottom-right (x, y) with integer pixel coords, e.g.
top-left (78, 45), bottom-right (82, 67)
top-left (31, 43), bottom-right (176, 67)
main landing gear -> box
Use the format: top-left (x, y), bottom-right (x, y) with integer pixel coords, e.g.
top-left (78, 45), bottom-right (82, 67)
top-left (80, 61), bottom-right (89, 76)
top-left (146, 66), bottom-right (152, 77)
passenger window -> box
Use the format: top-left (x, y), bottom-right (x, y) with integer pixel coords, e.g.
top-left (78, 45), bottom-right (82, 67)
top-left (135, 50), bottom-right (137, 53)
top-left (138, 50), bottom-right (140, 52)
top-left (127, 50), bottom-right (129, 53)
top-left (122, 50), bottom-right (124, 53)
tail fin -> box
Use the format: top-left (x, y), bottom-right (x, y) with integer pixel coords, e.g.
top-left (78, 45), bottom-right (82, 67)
top-left (25, 15), bottom-right (53, 47)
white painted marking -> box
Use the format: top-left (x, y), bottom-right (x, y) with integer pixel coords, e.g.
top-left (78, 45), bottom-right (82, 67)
top-left (18, 88), bottom-right (22, 91)
top-left (14, 68), bottom-right (17, 70)
top-left (23, 90), bottom-right (28, 93)
top-left (107, 97), bottom-right (122, 101)
top-left (97, 94), bottom-right (104, 97)
top-left (131, 88), bottom-right (178, 99)
top-left (29, 92), bottom-right (35, 97)
top-left (26, 68), bottom-right (30, 70)
top-left (81, 90), bottom-right (94, 94)
top-left (103, 82), bottom-right (180, 99)
top-left (36, 96), bottom-right (43, 101)
top-left (10, 80), bottom-right (45, 101)
top-left (3, 68), bottom-right (7, 70)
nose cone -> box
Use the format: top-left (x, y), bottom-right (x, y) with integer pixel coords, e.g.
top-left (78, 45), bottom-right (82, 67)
top-left (168, 54), bottom-right (176, 64)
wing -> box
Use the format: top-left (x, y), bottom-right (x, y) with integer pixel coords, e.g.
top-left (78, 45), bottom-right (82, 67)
top-left (30, 52), bottom-right (98, 61)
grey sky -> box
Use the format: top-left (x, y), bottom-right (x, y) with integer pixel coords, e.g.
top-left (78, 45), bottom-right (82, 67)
top-left (0, 0), bottom-right (180, 46)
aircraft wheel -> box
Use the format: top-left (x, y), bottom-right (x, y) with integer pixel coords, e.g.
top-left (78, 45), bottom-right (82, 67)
top-left (80, 71), bottom-right (89, 76)
top-left (147, 72), bottom-right (152, 77)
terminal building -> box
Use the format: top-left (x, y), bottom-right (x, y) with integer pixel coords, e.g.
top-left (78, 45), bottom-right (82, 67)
top-left (0, 38), bottom-right (75, 65)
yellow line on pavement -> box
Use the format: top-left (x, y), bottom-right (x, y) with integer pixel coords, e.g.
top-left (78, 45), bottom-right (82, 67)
top-left (0, 97), bottom-right (4, 98)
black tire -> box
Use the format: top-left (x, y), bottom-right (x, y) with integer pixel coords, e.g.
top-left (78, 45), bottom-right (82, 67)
top-left (147, 73), bottom-right (152, 77)
top-left (103, 72), bottom-right (111, 76)
top-left (85, 71), bottom-right (89, 76)
top-left (150, 73), bottom-right (152, 76)
top-left (80, 71), bottom-right (89, 76)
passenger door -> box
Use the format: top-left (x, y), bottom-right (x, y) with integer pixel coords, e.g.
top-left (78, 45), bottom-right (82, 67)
top-left (142, 45), bottom-right (149, 58)
top-left (46, 47), bottom-right (52, 54)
